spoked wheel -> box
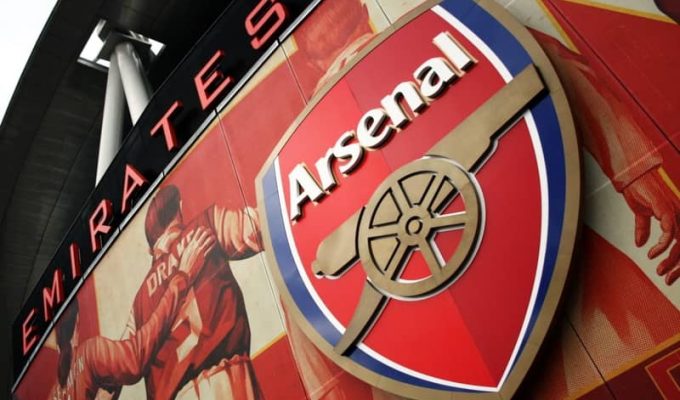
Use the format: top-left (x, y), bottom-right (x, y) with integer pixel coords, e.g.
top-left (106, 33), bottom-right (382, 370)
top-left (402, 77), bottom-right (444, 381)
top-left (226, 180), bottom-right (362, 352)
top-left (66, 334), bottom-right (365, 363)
top-left (357, 157), bottom-right (484, 299)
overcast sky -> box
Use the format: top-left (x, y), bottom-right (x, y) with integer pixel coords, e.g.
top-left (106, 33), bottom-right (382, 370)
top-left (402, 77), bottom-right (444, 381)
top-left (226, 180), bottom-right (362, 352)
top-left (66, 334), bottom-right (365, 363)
top-left (0, 0), bottom-right (57, 123)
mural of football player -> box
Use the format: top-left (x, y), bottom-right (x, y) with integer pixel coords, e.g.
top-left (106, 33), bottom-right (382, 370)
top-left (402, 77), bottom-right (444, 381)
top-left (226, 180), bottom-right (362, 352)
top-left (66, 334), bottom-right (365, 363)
top-left (124, 184), bottom-right (263, 400)
top-left (502, 0), bottom-right (680, 397)
top-left (48, 228), bottom-right (215, 400)
top-left (536, 33), bottom-right (680, 285)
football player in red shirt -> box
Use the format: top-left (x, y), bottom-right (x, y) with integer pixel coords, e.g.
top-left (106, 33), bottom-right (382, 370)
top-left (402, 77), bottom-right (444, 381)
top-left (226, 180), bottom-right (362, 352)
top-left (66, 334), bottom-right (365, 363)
top-left (128, 185), bottom-right (263, 400)
top-left (48, 227), bottom-right (215, 400)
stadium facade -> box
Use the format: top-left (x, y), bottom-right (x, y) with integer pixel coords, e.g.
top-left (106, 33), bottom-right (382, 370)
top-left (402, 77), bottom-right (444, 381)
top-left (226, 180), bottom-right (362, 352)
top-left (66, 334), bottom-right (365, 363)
top-left (5, 0), bottom-right (680, 399)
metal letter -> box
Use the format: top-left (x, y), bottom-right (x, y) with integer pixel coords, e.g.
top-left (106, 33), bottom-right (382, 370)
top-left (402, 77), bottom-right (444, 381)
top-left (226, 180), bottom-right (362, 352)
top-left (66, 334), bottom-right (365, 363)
top-left (289, 163), bottom-right (325, 221)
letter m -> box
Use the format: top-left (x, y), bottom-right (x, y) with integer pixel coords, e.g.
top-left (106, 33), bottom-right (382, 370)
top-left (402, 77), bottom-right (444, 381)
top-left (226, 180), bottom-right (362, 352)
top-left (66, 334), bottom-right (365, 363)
top-left (43, 269), bottom-right (64, 321)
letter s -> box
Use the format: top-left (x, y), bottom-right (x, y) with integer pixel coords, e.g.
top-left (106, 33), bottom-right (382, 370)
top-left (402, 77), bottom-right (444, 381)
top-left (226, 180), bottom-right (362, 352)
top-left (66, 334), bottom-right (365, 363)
top-left (246, 0), bottom-right (287, 50)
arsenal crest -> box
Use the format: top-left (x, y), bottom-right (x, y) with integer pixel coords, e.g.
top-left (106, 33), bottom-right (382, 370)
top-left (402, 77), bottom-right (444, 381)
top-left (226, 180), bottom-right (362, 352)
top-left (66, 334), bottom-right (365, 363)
top-left (256, 0), bottom-right (579, 398)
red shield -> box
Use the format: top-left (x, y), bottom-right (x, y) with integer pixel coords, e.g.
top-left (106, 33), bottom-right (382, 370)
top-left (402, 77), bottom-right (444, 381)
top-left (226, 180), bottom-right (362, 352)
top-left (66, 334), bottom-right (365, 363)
top-left (257, 1), bottom-right (578, 398)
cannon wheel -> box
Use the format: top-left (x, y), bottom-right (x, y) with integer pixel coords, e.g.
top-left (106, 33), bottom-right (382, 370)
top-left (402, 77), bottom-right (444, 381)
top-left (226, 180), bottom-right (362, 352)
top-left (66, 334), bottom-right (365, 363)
top-left (357, 157), bottom-right (484, 299)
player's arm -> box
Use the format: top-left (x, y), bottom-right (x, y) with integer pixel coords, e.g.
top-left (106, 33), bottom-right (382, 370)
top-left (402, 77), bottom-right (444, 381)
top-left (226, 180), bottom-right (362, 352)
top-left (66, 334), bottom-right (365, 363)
top-left (537, 33), bottom-right (662, 189)
top-left (90, 294), bottom-right (138, 399)
top-left (536, 33), bottom-right (680, 285)
top-left (80, 273), bottom-right (188, 386)
top-left (81, 228), bottom-right (215, 386)
top-left (211, 205), bottom-right (262, 259)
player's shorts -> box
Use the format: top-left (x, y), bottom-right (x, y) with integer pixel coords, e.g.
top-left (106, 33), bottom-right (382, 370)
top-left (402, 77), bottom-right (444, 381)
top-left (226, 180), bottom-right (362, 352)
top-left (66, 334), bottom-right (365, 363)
top-left (176, 354), bottom-right (261, 400)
